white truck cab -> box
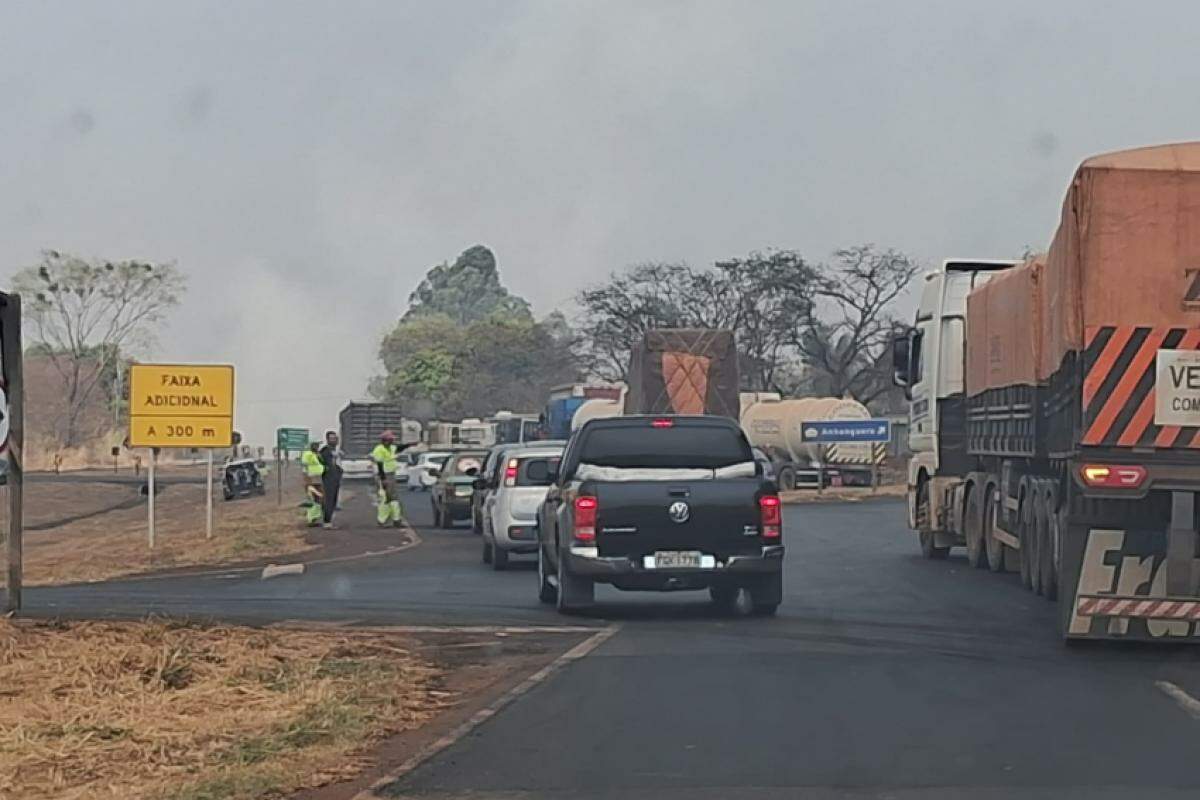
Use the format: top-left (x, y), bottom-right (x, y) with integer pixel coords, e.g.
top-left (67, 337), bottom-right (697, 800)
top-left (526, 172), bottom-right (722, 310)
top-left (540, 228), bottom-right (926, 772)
top-left (895, 260), bottom-right (1015, 532)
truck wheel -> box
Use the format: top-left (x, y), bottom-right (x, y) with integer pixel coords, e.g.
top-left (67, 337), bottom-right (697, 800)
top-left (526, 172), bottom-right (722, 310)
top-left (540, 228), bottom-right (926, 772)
top-left (537, 546), bottom-right (557, 604)
top-left (556, 546), bottom-right (593, 615)
top-left (919, 530), bottom-right (950, 560)
top-left (984, 487), bottom-right (1006, 573)
top-left (1041, 486), bottom-right (1060, 601)
top-left (492, 546), bottom-right (509, 571)
top-left (778, 467), bottom-right (796, 492)
top-left (750, 574), bottom-right (782, 616)
top-left (1018, 487), bottom-right (1034, 590)
top-left (709, 585), bottom-right (738, 614)
top-left (964, 486), bottom-right (987, 569)
top-left (1030, 483), bottom-right (1045, 596)
top-left (482, 538), bottom-right (493, 564)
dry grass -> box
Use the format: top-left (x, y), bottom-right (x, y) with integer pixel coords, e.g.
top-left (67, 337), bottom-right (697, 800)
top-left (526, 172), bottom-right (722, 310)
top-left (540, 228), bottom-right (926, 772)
top-left (12, 484), bottom-right (320, 587)
top-left (780, 483), bottom-right (907, 504)
top-left (0, 619), bottom-right (443, 800)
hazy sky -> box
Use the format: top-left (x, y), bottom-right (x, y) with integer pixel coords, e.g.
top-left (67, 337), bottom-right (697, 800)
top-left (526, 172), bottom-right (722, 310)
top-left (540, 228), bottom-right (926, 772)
top-left (3, 1), bottom-right (1199, 443)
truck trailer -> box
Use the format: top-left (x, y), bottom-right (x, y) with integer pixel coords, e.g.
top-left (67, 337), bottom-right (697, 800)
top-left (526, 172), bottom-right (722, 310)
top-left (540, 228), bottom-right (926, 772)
top-left (741, 396), bottom-right (879, 490)
top-left (623, 328), bottom-right (739, 419)
top-left (338, 402), bottom-right (419, 457)
top-left (893, 142), bottom-right (1200, 641)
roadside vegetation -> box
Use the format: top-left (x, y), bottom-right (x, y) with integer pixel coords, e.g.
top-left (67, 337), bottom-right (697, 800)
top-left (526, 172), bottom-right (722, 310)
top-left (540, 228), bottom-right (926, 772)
top-left (0, 619), bottom-right (441, 800)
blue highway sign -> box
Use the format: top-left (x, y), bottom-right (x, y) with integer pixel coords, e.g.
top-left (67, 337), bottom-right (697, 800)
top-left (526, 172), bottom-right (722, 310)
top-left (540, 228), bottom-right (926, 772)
top-left (801, 419), bottom-right (890, 444)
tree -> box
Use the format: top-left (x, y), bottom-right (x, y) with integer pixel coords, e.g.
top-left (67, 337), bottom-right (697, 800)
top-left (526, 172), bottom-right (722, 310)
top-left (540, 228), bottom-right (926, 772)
top-left (796, 244), bottom-right (919, 405)
top-left (404, 245), bottom-right (530, 324)
top-left (574, 252), bottom-right (815, 390)
top-left (12, 251), bottom-right (186, 447)
top-left (375, 247), bottom-right (579, 419)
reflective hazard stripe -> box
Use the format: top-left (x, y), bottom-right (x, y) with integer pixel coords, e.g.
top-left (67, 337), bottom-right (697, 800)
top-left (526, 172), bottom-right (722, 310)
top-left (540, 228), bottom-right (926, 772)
top-left (1076, 595), bottom-right (1200, 620)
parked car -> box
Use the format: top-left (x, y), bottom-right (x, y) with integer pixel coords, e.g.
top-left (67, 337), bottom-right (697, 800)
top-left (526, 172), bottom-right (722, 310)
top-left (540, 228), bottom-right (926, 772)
top-left (430, 450), bottom-right (487, 528)
top-left (479, 443), bottom-right (564, 570)
top-left (536, 415), bottom-right (783, 615)
top-left (341, 456), bottom-right (376, 481)
top-left (407, 451), bottom-right (450, 491)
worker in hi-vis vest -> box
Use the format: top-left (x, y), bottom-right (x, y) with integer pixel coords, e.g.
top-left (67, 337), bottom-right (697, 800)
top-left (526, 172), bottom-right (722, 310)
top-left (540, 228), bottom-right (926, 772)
top-left (300, 442), bottom-right (326, 527)
top-left (372, 430), bottom-right (408, 526)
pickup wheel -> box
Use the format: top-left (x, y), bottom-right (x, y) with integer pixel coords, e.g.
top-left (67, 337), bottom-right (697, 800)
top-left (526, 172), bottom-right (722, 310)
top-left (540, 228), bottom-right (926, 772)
top-left (537, 546), bottom-right (557, 604)
top-left (709, 585), bottom-right (738, 614)
top-left (749, 574), bottom-right (782, 616)
top-left (438, 502), bottom-right (453, 530)
top-left (482, 538), bottom-right (493, 564)
top-left (555, 545), bottom-right (593, 615)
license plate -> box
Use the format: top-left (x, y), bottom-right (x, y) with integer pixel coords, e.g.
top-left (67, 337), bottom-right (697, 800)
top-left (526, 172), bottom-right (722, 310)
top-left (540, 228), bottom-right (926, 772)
top-left (653, 550), bottom-right (702, 569)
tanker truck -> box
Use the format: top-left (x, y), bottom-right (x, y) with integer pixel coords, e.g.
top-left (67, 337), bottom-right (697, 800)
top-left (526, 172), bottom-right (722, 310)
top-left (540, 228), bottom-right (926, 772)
top-left (741, 396), bottom-right (879, 490)
top-left (893, 142), bottom-right (1200, 641)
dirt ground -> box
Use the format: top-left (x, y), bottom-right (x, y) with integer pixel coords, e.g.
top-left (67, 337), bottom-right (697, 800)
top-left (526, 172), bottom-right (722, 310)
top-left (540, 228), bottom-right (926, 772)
top-left (0, 476), bottom-right (321, 587)
top-left (0, 619), bottom-right (587, 800)
top-left (780, 482), bottom-right (906, 504)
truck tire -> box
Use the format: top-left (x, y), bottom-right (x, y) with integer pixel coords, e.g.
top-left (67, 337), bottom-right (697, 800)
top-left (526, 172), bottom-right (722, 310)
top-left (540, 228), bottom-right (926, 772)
top-left (556, 546), bottom-right (593, 614)
top-left (1030, 482), bottom-right (1045, 596)
top-left (919, 530), bottom-right (950, 560)
top-left (984, 486), bottom-right (1006, 573)
top-left (1041, 485), bottom-right (1060, 601)
top-left (537, 546), bottom-right (557, 604)
top-left (750, 574), bottom-right (782, 616)
top-left (916, 481), bottom-right (950, 559)
top-left (778, 466), bottom-right (797, 492)
top-left (1018, 484), bottom-right (1034, 590)
top-left (964, 485), bottom-right (987, 569)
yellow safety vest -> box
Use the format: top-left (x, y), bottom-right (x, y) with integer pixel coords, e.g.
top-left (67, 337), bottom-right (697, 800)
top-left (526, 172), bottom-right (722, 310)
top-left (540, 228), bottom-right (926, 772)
top-left (301, 449), bottom-right (325, 477)
top-left (371, 443), bottom-right (398, 474)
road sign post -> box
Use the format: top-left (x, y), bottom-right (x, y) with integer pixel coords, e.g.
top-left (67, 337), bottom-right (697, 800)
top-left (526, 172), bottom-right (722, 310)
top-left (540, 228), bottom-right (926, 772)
top-left (275, 428), bottom-right (308, 508)
top-left (2, 293), bottom-right (24, 612)
top-left (148, 448), bottom-right (157, 549)
top-left (129, 364), bottom-right (235, 549)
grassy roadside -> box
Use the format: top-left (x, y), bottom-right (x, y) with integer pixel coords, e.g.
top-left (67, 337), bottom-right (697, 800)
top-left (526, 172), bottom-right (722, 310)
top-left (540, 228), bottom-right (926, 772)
top-left (0, 619), bottom-right (443, 800)
top-left (7, 484), bottom-right (322, 586)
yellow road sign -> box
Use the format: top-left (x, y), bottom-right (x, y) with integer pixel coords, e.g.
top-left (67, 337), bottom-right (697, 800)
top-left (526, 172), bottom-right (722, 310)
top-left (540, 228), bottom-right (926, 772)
top-left (129, 363), bottom-right (234, 447)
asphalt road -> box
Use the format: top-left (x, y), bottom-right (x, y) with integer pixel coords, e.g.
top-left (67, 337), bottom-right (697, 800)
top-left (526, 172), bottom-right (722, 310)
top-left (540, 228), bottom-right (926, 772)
top-left (25, 490), bottom-right (1200, 798)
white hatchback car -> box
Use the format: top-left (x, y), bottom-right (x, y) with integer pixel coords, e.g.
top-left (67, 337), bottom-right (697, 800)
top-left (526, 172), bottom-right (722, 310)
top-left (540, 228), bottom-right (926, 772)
top-left (407, 451), bottom-right (450, 490)
top-left (481, 445), bottom-right (563, 570)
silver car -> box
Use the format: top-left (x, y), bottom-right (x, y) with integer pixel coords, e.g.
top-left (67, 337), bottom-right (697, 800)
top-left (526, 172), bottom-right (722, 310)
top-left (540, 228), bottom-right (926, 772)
top-left (481, 444), bottom-right (563, 570)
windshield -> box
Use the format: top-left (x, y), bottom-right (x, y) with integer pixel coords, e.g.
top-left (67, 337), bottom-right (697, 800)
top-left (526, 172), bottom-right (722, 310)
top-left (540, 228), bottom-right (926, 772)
top-left (579, 424), bottom-right (752, 469)
top-left (447, 455), bottom-right (484, 476)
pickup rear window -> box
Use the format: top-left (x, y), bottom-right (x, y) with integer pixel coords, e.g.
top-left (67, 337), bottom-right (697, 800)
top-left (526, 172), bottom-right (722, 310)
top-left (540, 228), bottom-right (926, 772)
top-left (579, 424), bottom-right (751, 469)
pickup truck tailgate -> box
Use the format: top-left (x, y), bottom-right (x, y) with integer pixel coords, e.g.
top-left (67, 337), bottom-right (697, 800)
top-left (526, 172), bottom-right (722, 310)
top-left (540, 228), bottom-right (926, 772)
top-left (589, 478), bottom-right (765, 559)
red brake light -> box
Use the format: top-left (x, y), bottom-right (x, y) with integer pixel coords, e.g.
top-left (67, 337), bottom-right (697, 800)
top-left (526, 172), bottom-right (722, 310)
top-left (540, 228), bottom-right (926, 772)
top-left (651, 418), bottom-right (674, 428)
top-left (760, 494), bottom-right (782, 539)
top-left (1080, 464), bottom-right (1147, 489)
top-left (574, 495), bottom-right (598, 543)
top-left (504, 458), bottom-right (518, 487)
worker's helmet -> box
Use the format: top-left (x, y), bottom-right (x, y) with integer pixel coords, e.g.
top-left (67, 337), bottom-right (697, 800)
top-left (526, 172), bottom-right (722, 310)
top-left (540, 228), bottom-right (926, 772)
top-left (381, 430), bottom-right (395, 442)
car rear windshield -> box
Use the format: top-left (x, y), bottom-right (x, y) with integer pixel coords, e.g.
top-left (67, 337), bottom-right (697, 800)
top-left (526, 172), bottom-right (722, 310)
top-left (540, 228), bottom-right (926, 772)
top-left (449, 455), bottom-right (484, 476)
top-left (579, 424), bottom-right (751, 469)
top-left (516, 455), bottom-right (561, 486)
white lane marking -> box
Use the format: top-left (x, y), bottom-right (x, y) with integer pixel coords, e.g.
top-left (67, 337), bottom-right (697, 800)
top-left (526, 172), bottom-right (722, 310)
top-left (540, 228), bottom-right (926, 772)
top-left (1156, 680), bottom-right (1200, 720)
top-left (265, 623), bottom-right (604, 635)
top-left (261, 563), bottom-right (306, 579)
top-left (352, 624), bottom-right (621, 800)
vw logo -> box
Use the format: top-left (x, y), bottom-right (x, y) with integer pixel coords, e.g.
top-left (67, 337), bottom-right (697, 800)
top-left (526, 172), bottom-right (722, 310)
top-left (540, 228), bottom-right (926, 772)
top-left (668, 501), bottom-right (690, 524)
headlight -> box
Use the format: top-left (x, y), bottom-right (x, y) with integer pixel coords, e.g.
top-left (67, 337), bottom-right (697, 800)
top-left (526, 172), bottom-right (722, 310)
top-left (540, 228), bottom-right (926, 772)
top-left (454, 485), bottom-right (473, 497)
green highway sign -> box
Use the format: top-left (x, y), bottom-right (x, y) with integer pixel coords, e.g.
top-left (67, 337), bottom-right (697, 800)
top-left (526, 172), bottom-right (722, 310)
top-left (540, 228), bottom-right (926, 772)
top-left (276, 426), bottom-right (310, 453)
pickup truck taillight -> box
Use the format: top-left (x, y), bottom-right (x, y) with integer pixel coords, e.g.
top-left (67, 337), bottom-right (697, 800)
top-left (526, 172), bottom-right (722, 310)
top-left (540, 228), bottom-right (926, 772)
top-left (574, 496), bottom-right (598, 543)
top-left (760, 494), bottom-right (782, 540)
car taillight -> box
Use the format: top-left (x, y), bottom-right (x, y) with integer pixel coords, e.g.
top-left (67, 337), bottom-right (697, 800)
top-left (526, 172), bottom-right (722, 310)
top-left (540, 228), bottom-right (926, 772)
top-left (504, 458), bottom-right (518, 487)
top-left (760, 494), bottom-right (782, 540)
top-left (1080, 464), bottom-right (1147, 489)
top-left (651, 418), bottom-right (674, 428)
top-left (574, 495), bottom-right (598, 543)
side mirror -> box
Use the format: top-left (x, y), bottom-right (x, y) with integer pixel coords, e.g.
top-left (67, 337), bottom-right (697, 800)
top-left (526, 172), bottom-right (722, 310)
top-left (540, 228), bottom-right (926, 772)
top-left (891, 330), bottom-right (911, 387)
top-left (472, 477), bottom-right (487, 490)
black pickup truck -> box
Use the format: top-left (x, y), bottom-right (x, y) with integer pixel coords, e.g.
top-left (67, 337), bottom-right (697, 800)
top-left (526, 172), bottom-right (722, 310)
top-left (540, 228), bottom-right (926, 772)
top-left (536, 415), bottom-right (784, 615)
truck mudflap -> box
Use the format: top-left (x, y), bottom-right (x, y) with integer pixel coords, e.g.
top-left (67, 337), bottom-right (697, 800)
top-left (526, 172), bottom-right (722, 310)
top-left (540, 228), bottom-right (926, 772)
top-left (1061, 493), bottom-right (1200, 640)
